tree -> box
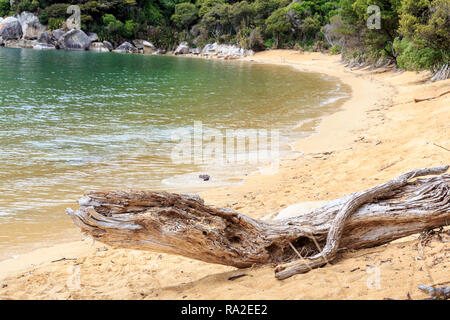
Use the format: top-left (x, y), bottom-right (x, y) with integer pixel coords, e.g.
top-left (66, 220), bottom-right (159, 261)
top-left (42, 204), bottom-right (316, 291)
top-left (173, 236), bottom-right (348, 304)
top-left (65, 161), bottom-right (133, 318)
top-left (171, 2), bottom-right (198, 30)
top-left (0, 0), bottom-right (10, 17)
top-left (265, 7), bottom-right (291, 47)
top-left (230, 1), bottom-right (254, 31)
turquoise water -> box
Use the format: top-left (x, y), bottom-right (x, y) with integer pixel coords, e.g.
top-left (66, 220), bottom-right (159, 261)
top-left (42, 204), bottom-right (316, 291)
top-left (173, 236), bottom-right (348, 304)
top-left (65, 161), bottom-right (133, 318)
top-left (0, 47), bottom-right (350, 259)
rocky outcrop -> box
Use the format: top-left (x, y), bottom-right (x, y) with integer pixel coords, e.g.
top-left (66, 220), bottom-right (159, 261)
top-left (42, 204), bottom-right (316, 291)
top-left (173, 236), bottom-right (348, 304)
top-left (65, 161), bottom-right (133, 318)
top-left (87, 32), bottom-right (98, 43)
top-left (52, 28), bottom-right (65, 42)
top-left (33, 43), bottom-right (56, 50)
top-left (189, 47), bottom-right (200, 55)
top-left (174, 41), bottom-right (189, 55)
top-left (201, 43), bottom-right (254, 59)
top-left (0, 17), bottom-right (23, 40)
top-left (112, 41), bottom-right (138, 54)
top-left (102, 41), bottom-right (113, 51)
top-left (58, 29), bottom-right (91, 50)
top-left (16, 11), bottom-right (45, 40)
top-left (5, 39), bottom-right (37, 48)
top-left (133, 39), bottom-right (156, 54)
top-left (37, 31), bottom-right (53, 45)
top-left (89, 42), bottom-right (110, 53)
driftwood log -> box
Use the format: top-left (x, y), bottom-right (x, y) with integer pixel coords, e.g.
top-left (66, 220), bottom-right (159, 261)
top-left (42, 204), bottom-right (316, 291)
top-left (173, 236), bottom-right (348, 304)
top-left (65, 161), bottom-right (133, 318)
top-left (67, 166), bottom-right (450, 279)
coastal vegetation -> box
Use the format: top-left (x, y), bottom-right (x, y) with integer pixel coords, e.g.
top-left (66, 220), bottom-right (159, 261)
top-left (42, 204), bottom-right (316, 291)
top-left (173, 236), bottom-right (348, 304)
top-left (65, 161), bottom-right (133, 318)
top-left (1, 0), bottom-right (449, 73)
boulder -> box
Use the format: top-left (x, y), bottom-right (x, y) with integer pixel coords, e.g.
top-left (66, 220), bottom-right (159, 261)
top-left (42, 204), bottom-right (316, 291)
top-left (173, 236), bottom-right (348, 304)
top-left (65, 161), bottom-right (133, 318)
top-left (16, 11), bottom-right (45, 40)
top-left (52, 28), bottom-right (65, 42)
top-left (4, 39), bottom-right (36, 48)
top-left (112, 41), bottom-right (138, 54)
top-left (133, 39), bottom-right (156, 54)
top-left (0, 17), bottom-right (23, 40)
top-left (58, 29), bottom-right (91, 50)
top-left (189, 47), bottom-right (200, 55)
top-left (15, 39), bottom-right (38, 48)
top-left (87, 32), bottom-right (98, 43)
top-left (89, 42), bottom-right (110, 53)
top-left (102, 41), bottom-right (113, 51)
top-left (37, 31), bottom-right (52, 45)
top-left (33, 43), bottom-right (56, 50)
top-left (174, 41), bottom-right (189, 55)
top-left (200, 42), bottom-right (254, 59)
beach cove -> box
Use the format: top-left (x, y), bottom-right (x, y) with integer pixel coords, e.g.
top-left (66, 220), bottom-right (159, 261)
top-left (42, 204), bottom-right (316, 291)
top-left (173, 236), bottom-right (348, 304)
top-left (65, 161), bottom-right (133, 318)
top-left (0, 50), bottom-right (448, 300)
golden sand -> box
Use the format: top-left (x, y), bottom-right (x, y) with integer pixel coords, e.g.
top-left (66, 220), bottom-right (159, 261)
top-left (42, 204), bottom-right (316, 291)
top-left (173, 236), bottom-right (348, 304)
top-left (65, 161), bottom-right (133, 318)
top-left (0, 50), bottom-right (448, 299)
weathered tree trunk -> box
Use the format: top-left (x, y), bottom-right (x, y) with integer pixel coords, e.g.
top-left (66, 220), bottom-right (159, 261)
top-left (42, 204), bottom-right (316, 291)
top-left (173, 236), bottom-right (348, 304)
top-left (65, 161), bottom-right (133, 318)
top-left (67, 166), bottom-right (450, 279)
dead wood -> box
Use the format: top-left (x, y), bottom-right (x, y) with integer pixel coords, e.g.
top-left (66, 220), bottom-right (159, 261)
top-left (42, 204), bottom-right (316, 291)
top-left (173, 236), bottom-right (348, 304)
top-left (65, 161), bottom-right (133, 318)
top-left (67, 166), bottom-right (450, 279)
top-left (418, 285), bottom-right (450, 300)
top-left (414, 90), bottom-right (450, 103)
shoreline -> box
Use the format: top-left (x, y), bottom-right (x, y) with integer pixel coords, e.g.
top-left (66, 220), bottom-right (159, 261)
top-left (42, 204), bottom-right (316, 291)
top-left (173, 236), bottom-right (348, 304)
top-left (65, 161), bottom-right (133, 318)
top-left (0, 50), bottom-right (448, 299)
top-left (0, 47), bottom-right (351, 263)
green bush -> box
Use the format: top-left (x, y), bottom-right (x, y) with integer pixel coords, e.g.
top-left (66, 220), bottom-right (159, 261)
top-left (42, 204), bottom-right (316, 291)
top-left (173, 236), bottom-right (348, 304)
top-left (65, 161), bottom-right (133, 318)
top-left (263, 38), bottom-right (274, 49)
top-left (46, 3), bottom-right (70, 19)
top-left (38, 9), bottom-right (49, 25)
top-left (393, 37), bottom-right (444, 71)
top-left (329, 44), bottom-right (341, 55)
top-left (122, 19), bottom-right (138, 38)
top-left (0, 0), bottom-right (10, 17)
top-left (48, 17), bottom-right (64, 30)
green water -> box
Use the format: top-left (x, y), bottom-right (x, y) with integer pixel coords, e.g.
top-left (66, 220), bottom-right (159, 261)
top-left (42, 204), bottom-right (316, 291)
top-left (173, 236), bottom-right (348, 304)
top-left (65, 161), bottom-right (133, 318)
top-left (0, 47), bottom-right (350, 260)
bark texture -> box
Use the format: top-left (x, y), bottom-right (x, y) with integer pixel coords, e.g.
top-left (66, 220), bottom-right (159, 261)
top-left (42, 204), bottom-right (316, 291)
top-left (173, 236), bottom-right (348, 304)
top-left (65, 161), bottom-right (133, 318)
top-left (67, 166), bottom-right (450, 279)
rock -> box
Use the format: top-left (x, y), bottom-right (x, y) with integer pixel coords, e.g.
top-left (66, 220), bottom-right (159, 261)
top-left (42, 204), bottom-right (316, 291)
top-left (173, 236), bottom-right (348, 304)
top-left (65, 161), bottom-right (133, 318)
top-left (199, 174), bottom-right (210, 181)
top-left (37, 31), bottom-right (52, 44)
top-left (86, 32), bottom-right (98, 43)
top-left (189, 47), bottom-right (200, 55)
top-left (33, 43), bottom-right (56, 50)
top-left (133, 39), bottom-right (156, 54)
top-left (4, 39), bottom-right (20, 48)
top-left (7, 39), bottom-right (37, 48)
top-left (0, 17), bottom-right (23, 40)
top-left (16, 11), bottom-right (45, 40)
top-left (89, 42), bottom-right (110, 53)
top-left (200, 42), bottom-right (254, 59)
top-left (102, 41), bottom-right (113, 51)
top-left (154, 48), bottom-right (166, 55)
top-left (52, 28), bottom-right (65, 42)
top-left (174, 41), bottom-right (189, 55)
top-left (112, 41), bottom-right (138, 54)
top-left (58, 29), bottom-right (91, 50)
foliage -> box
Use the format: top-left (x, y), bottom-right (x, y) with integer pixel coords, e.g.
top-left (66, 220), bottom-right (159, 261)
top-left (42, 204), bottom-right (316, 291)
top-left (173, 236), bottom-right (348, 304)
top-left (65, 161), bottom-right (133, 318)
top-left (330, 44), bottom-right (341, 55)
top-left (6, 0), bottom-right (449, 73)
top-left (47, 17), bottom-right (64, 30)
top-left (171, 2), bottom-right (197, 30)
top-left (0, 0), bottom-right (10, 17)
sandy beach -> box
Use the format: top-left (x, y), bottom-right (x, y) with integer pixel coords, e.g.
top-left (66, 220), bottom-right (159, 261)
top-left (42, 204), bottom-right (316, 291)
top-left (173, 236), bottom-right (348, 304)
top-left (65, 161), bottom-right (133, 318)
top-left (0, 50), bottom-right (448, 300)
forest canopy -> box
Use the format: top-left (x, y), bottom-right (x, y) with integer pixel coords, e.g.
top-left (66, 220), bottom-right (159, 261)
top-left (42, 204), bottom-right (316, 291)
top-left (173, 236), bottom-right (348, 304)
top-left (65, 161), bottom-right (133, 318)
top-left (2, 0), bottom-right (449, 72)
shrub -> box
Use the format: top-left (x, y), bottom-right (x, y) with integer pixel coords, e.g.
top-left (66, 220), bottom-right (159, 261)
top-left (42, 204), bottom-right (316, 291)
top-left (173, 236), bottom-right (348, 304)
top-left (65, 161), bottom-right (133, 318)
top-left (393, 37), bottom-right (444, 71)
top-left (0, 0), bottom-right (10, 17)
top-left (46, 3), bottom-right (70, 19)
top-left (38, 9), bottom-right (49, 25)
top-left (329, 44), bottom-right (341, 55)
top-left (48, 17), bottom-right (64, 30)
